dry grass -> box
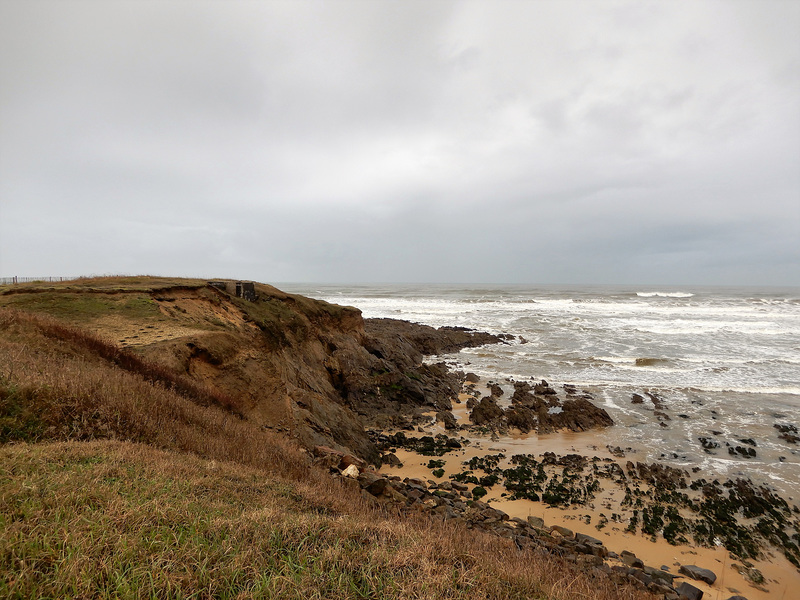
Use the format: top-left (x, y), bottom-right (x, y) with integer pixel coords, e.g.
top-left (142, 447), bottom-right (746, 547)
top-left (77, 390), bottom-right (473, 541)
top-left (0, 309), bottom-right (308, 482)
top-left (0, 441), bottom-right (651, 600)
top-left (0, 307), bottom-right (654, 600)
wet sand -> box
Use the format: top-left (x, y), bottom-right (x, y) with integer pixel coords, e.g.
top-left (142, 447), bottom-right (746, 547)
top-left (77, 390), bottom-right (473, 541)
top-left (383, 385), bottom-right (800, 600)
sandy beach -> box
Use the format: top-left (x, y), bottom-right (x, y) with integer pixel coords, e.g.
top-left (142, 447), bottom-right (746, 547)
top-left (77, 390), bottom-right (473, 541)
top-left (382, 383), bottom-right (800, 600)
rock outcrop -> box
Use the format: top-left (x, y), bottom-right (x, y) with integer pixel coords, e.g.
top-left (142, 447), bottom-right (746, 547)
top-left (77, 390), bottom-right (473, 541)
top-left (471, 379), bottom-right (614, 434)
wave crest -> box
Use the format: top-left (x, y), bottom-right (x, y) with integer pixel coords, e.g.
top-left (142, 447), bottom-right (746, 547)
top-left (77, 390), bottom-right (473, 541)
top-left (637, 291), bottom-right (694, 298)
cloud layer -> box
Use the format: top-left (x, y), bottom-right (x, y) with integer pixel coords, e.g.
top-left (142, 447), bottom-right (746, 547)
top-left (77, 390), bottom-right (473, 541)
top-left (2, 0), bottom-right (798, 284)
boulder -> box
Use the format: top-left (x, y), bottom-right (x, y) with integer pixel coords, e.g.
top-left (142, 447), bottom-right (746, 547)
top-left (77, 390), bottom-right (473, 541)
top-left (676, 581), bottom-right (703, 600)
top-left (505, 405), bottom-right (537, 433)
top-left (620, 550), bottom-right (644, 569)
top-left (358, 472), bottom-right (389, 496)
top-left (644, 566), bottom-right (676, 585)
top-left (339, 453), bottom-right (366, 470)
top-left (550, 525), bottom-right (574, 539)
top-left (312, 445), bottom-right (345, 469)
top-left (465, 372), bottom-right (480, 383)
top-left (381, 452), bottom-right (402, 467)
top-left (534, 380), bottom-right (557, 395)
top-left (552, 397), bottom-right (614, 431)
top-left (342, 464), bottom-right (360, 478)
top-left (575, 532), bottom-right (603, 547)
top-left (470, 396), bottom-right (504, 425)
top-left (436, 411), bottom-right (458, 430)
top-left (679, 564), bottom-right (717, 585)
top-left (527, 515), bottom-right (545, 529)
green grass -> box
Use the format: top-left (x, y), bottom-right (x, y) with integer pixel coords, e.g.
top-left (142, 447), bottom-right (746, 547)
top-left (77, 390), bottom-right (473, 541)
top-left (0, 441), bottom-right (536, 600)
top-left (0, 292), bottom-right (161, 323)
top-left (0, 379), bottom-right (48, 443)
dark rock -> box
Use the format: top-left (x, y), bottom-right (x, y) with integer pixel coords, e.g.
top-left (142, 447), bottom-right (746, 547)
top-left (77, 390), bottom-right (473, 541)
top-left (644, 566), bottom-right (675, 584)
top-left (774, 423), bottom-right (799, 443)
top-left (381, 452), bottom-right (402, 467)
top-left (647, 392), bottom-right (666, 410)
top-left (575, 532), bottom-right (603, 547)
top-left (436, 411), bottom-right (458, 430)
top-left (679, 564), bottom-right (717, 584)
top-left (505, 405), bottom-right (537, 433)
top-left (534, 380), bottom-right (558, 395)
top-left (728, 445), bottom-right (756, 458)
top-left (527, 515), bottom-right (545, 528)
top-left (676, 581), bottom-right (703, 600)
top-left (465, 372), bottom-right (480, 383)
top-left (550, 397), bottom-right (614, 432)
top-left (607, 445), bottom-right (625, 457)
top-left (510, 382), bottom-right (538, 408)
top-left (470, 396), bottom-right (504, 425)
top-left (698, 437), bottom-right (719, 451)
top-left (488, 383), bottom-right (504, 397)
top-left (620, 550), bottom-right (644, 569)
top-left (358, 472), bottom-right (388, 496)
top-left (774, 423), bottom-right (797, 434)
top-left (550, 525), bottom-right (574, 539)
top-left (631, 394), bottom-right (645, 404)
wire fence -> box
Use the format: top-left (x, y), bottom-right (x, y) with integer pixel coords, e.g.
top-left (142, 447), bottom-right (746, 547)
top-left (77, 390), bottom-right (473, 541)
top-left (0, 276), bottom-right (81, 285)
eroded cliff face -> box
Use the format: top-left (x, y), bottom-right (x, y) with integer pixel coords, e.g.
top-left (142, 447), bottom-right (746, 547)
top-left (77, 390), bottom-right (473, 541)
top-left (80, 281), bottom-right (499, 465)
top-left (0, 278), bottom-right (500, 464)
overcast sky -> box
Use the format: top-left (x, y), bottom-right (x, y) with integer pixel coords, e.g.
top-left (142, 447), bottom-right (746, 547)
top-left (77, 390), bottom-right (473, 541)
top-left (1, 0), bottom-right (798, 286)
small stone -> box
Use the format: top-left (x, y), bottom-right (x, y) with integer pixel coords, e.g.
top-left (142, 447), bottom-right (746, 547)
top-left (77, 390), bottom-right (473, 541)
top-left (342, 464), bottom-right (360, 478)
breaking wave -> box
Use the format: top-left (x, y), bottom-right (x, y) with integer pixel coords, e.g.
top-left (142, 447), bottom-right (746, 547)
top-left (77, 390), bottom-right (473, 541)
top-left (636, 291), bottom-right (694, 298)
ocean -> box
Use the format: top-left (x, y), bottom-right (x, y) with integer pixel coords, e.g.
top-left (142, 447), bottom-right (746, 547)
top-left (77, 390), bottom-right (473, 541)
top-left (281, 283), bottom-right (800, 497)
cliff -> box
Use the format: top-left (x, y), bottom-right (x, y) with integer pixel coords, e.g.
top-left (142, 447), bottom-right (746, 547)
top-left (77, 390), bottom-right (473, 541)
top-left (0, 277), bottom-right (498, 464)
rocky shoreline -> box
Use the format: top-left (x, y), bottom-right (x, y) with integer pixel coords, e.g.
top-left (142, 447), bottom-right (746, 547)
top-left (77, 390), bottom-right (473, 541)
top-left (316, 437), bottom-right (706, 600)
top-left (312, 369), bottom-right (800, 600)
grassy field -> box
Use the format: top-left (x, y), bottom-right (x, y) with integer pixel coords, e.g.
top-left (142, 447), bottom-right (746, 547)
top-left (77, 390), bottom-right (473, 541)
top-left (1, 440), bottom-right (648, 600)
top-left (0, 279), bottom-right (653, 599)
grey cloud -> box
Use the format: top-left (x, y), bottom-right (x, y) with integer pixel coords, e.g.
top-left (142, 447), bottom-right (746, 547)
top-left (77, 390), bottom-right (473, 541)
top-left (1, 0), bottom-right (798, 285)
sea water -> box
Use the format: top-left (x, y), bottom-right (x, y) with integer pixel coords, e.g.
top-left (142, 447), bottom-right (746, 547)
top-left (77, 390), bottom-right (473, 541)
top-left (282, 284), bottom-right (800, 497)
